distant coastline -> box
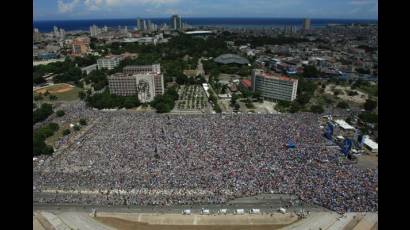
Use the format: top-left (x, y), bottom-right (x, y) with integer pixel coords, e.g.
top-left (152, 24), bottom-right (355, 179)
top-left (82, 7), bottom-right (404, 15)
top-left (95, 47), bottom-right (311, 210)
top-left (33, 17), bottom-right (377, 32)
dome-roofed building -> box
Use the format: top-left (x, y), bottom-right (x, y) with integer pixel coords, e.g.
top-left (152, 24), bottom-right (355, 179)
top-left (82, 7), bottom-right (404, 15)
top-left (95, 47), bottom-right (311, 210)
top-left (214, 53), bottom-right (250, 65)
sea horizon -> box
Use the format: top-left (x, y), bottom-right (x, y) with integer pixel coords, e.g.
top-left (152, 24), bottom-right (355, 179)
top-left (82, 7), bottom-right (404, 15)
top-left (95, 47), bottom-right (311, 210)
top-left (33, 17), bottom-right (378, 32)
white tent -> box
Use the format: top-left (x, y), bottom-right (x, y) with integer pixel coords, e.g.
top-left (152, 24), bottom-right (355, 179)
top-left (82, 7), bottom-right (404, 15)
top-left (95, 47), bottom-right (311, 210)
top-left (201, 209), bottom-right (210, 215)
top-left (218, 209), bottom-right (227, 214)
top-left (182, 209), bottom-right (191, 215)
top-left (279, 208), bottom-right (286, 214)
top-left (250, 209), bottom-right (261, 214)
top-left (235, 209), bottom-right (245, 215)
top-left (335, 119), bottom-right (355, 130)
top-left (363, 136), bottom-right (378, 153)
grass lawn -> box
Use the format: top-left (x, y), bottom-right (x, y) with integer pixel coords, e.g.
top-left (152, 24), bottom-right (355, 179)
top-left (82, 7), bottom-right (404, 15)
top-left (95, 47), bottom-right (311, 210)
top-left (34, 86), bottom-right (82, 102)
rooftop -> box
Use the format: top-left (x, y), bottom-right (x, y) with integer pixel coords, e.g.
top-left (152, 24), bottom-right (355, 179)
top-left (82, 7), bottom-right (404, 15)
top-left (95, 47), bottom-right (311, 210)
top-left (214, 54), bottom-right (250, 65)
top-left (241, 79), bottom-right (252, 88)
top-left (253, 69), bottom-right (297, 82)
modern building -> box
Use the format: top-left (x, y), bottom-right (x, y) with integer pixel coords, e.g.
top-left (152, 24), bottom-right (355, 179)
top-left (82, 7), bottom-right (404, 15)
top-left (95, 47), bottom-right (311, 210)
top-left (108, 65), bottom-right (164, 103)
top-left (170, 15), bottom-right (182, 30)
top-left (303, 18), bottom-right (311, 30)
top-left (137, 18), bottom-right (147, 31)
top-left (59, 28), bottom-right (65, 40)
top-left (81, 64), bottom-right (98, 75)
top-left (38, 52), bottom-right (58, 60)
top-left (33, 28), bottom-right (42, 42)
top-left (251, 69), bottom-right (298, 102)
top-left (53, 26), bottom-right (59, 38)
top-left (71, 37), bottom-right (90, 56)
top-left (123, 64), bottom-right (161, 75)
top-left (214, 53), bottom-right (250, 65)
top-left (90, 24), bottom-right (101, 37)
top-left (97, 55), bottom-right (122, 70)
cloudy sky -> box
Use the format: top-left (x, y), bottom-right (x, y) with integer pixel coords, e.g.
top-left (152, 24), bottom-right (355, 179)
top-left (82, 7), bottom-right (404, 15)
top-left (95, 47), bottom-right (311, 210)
top-left (33, 0), bottom-right (378, 21)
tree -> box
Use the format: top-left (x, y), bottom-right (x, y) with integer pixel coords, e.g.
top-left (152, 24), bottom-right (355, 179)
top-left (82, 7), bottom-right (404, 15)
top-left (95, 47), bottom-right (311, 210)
top-left (33, 103), bottom-right (37, 109)
top-left (79, 119), bottom-right (87, 126)
top-left (348, 90), bottom-right (358, 96)
top-left (310, 105), bottom-right (324, 114)
top-left (337, 101), bottom-right (349, 109)
top-left (123, 97), bottom-right (138, 109)
top-left (356, 68), bottom-right (370, 74)
top-left (34, 94), bottom-right (43, 101)
top-left (33, 123), bottom-right (59, 156)
top-left (333, 89), bottom-right (343, 96)
top-left (56, 110), bottom-right (65, 117)
top-left (364, 99), bottom-right (377, 111)
top-left (33, 103), bottom-right (53, 125)
top-left (49, 95), bottom-right (58, 101)
top-left (62, 129), bottom-right (71, 136)
top-left (359, 111), bottom-right (378, 124)
top-left (79, 91), bottom-right (86, 100)
top-left (296, 93), bottom-right (311, 106)
top-left (289, 102), bottom-right (300, 113)
top-left (73, 125), bottom-right (81, 131)
top-left (303, 65), bottom-right (319, 78)
top-left (33, 75), bottom-right (46, 85)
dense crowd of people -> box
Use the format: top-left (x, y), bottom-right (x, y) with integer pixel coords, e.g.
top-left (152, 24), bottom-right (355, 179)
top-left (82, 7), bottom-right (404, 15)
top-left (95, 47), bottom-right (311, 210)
top-left (33, 108), bottom-right (378, 213)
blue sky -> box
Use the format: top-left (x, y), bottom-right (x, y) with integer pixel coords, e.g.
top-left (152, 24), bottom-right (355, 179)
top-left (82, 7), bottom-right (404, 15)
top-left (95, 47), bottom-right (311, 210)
top-left (33, 0), bottom-right (378, 21)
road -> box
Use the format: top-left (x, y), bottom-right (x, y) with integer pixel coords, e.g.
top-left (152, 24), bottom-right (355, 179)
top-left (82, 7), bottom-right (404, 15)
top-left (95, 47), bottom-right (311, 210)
top-left (58, 212), bottom-right (116, 230)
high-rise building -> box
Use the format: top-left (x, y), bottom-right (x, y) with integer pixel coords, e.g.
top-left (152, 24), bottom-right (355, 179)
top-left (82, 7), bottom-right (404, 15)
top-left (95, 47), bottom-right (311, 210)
top-left (33, 28), bottom-right (42, 42)
top-left (137, 18), bottom-right (143, 31)
top-left (251, 69), bottom-right (298, 102)
top-left (137, 18), bottom-right (148, 31)
top-left (170, 15), bottom-right (182, 30)
top-left (103, 25), bottom-right (108, 32)
top-left (108, 64), bottom-right (164, 102)
top-left (59, 28), bottom-right (65, 40)
top-left (303, 18), bottom-right (311, 30)
top-left (53, 26), bottom-right (59, 38)
top-left (90, 24), bottom-right (100, 37)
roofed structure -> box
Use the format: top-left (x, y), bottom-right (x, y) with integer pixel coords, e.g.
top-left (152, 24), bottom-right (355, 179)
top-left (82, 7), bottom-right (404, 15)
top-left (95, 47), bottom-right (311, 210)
top-left (214, 54), bottom-right (250, 65)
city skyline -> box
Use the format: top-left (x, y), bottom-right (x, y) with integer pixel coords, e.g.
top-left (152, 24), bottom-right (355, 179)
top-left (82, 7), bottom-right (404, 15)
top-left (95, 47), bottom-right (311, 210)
top-left (34, 0), bottom-right (378, 21)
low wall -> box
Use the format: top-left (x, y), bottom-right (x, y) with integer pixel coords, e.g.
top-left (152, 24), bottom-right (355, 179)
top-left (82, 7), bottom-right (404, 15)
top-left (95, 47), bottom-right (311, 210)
top-left (96, 212), bottom-right (297, 225)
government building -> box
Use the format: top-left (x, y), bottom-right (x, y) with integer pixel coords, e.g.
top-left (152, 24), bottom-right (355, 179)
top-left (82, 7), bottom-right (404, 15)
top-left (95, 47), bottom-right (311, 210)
top-left (108, 64), bottom-right (164, 103)
top-left (251, 69), bottom-right (298, 102)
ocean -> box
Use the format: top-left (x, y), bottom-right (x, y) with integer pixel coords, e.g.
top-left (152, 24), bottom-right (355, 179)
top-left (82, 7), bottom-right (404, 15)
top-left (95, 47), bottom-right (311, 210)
top-left (33, 18), bottom-right (377, 32)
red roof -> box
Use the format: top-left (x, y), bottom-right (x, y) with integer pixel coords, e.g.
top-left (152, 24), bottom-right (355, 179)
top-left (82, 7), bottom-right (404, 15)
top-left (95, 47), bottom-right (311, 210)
top-left (241, 79), bottom-right (252, 88)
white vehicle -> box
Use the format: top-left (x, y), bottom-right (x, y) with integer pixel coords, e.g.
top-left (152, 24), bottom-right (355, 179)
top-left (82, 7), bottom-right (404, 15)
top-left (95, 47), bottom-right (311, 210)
top-left (279, 208), bottom-right (286, 214)
top-left (235, 209), bottom-right (245, 215)
top-left (182, 209), bottom-right (191, 215)
top-left (218, 209), bottom-right (228, 214)
top-left (250, 209), bottom-right (261, 214)
top-left (201, 209), bottom-right (210, 215)
top-left (69, 123), bottom-right (75, 128)
top-left (33, 157), bottom-right (38, 161)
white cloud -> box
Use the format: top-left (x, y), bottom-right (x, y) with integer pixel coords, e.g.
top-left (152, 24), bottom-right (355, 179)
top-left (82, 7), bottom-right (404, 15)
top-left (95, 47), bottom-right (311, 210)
top-left (349, 0), bottom-right (375, 5)
top-left (84, 0), bottom-right (103, 10)
top-left (58, 0), bottom-right (80, 13)
top-left (106, 0), bottom-right (179, 7)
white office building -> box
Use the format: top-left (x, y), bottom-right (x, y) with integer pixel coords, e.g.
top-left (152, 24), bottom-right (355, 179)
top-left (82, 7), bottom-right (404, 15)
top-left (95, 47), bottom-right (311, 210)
top-left (108, 65), bottom-right (164, 103)
top-left (251, 69), bottom-right (298, 102)
top-left (97, 56), bottom-right (121, 70)
top-left (90, 24), bottom-right (101, 37)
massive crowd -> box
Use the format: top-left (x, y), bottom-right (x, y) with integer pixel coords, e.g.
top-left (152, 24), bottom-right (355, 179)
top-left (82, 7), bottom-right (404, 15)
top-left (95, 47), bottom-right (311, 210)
top-left (33, 108), bottom-right (378, 213)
